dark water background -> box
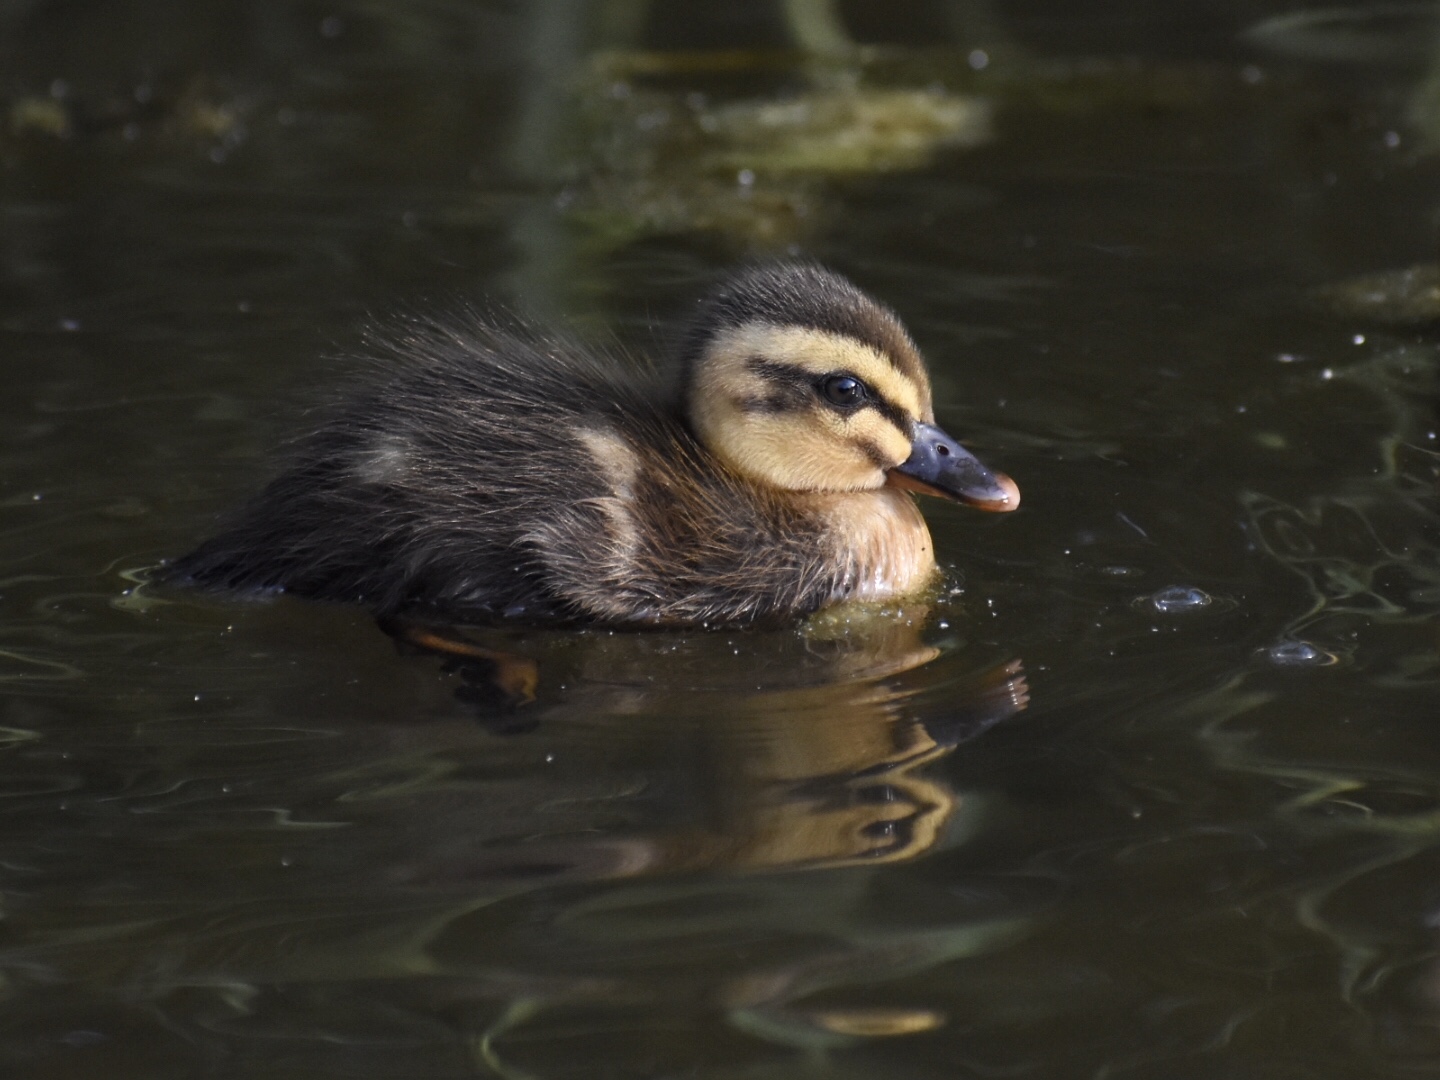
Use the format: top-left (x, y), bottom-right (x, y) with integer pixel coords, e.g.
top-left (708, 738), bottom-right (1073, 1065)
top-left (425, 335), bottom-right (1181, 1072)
top-left (2, 1), bottom-right (1440, 1076)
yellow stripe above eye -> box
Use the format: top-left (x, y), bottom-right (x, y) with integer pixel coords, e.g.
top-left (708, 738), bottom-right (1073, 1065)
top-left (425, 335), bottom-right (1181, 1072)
top-left (703, 323), bottom-right (929, 422)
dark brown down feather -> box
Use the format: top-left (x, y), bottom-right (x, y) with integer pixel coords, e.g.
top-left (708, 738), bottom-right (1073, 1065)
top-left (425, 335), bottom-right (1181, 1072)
top-left (165, 268), bottom-right (896, 626)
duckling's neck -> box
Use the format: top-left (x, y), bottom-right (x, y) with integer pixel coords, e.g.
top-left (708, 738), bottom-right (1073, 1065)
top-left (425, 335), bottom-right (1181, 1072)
top-left (799, 488), bottom-right (938, 603)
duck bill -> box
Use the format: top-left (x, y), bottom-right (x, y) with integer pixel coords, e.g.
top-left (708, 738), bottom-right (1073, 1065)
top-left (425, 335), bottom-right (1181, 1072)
top-left (885, 422), bottom-right (1020, 512)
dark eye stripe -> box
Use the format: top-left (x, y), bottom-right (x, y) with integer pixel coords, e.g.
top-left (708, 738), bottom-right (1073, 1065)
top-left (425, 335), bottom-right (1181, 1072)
top-left (747, 357), bottom-right (814, 388)
top-left (864, 395), bottom-right (913, 435)
top-left (856, 439), bottom-right (893, 471)
top-left (744, 357), bottom-right (914, 437)
top-left (735, 392), bottom-right (801, 414)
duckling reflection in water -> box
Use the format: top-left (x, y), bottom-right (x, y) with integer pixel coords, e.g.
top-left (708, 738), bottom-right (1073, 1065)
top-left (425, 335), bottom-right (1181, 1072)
top-left (371, 604), bottom-right (1029, 878)
top-left (167, 264), bottom-right (1018, 629)
top-left (372, 626), bottom-right (1030, 1062)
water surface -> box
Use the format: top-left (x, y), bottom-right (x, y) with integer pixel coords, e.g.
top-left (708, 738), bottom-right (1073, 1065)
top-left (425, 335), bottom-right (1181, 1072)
top-left (2, 2), bottom-right (1439, 1077)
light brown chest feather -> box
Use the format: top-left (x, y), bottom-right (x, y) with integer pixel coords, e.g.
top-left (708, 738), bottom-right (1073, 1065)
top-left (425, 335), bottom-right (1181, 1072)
top-left (806, 489), bottom-right (938, 603)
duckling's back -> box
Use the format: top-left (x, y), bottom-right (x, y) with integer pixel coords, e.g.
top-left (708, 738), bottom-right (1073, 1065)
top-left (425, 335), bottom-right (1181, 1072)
top-left (167, 309), bottom-right (840, 626)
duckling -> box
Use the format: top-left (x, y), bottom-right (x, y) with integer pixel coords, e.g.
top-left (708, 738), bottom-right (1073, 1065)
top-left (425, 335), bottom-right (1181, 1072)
top-left (166, 263), bottom-right (1018, 627)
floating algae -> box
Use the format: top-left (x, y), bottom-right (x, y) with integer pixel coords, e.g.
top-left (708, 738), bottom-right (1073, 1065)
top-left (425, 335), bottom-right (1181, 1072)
top-left (1241, 342), bottom-right (1440, 680)
top-left (1, 75), bottom-right (253, 158)
top-left (698, 86), bottom-right (991, 174)
top-left (561, 74), bottom-right (991, 249)
top-left (1243, 4), bottom-right (1440, 65)
top-left (1317, 264), bottom-right (1440, 326)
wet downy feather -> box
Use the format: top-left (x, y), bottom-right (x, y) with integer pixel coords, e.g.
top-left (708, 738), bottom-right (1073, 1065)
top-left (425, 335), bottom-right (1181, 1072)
top-left (166, 264), bottom-right (1016, 626)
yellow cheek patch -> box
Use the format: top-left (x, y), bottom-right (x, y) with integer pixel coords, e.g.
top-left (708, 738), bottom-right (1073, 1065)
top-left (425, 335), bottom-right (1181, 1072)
top-left (726, 413), bottom-right (889, 492)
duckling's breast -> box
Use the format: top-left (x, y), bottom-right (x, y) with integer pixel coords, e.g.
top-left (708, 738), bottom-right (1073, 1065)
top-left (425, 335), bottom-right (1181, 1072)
top-left (811, 488), bottom-right (938, 603)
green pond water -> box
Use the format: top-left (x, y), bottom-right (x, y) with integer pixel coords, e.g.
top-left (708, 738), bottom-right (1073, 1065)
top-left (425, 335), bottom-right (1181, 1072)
top-left (2, 1), bottom-right (1440, 1077)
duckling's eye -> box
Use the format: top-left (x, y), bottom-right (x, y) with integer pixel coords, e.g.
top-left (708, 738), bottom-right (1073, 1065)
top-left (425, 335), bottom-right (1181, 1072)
top-left (821, 374), bottom-right (866, 408)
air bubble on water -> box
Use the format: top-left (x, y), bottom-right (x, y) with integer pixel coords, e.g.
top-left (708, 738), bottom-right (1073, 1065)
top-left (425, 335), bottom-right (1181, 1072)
top-left (1149, 586), bottom-right (1212, 613)
top-left (1265, 640), bottom-right (1338, 667)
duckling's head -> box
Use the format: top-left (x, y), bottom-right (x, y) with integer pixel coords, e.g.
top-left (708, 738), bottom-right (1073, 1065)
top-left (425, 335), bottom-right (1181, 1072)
top-left (681, 264), bottom-right (1019, 511)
